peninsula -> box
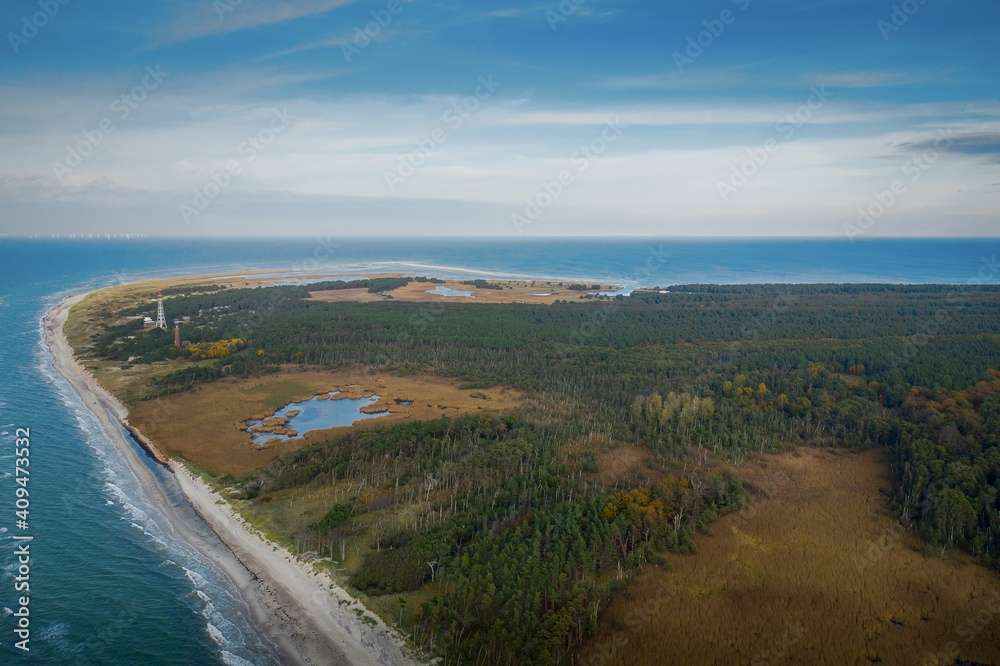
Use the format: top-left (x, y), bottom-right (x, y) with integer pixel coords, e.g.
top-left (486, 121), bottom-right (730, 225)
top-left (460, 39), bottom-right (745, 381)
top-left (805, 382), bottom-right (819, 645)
top-left (49, 273), bottom-right (1000, 665)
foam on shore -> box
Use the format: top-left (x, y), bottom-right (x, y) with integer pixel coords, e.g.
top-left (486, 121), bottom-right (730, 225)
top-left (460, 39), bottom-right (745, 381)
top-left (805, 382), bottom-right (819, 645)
top-left (43, 292), bottom-right (413, 666)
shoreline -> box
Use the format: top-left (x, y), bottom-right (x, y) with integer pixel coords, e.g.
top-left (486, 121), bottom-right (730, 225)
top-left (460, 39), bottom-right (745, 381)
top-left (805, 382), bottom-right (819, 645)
top-left (45, 293), bottom-right (414, 666)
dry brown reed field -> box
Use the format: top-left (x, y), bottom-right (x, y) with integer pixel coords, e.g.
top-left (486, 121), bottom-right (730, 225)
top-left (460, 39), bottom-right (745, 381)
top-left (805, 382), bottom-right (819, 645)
top-left (130, 368), bottom-right (521, 475)
top-left (308, 279), bottom-right (618, 304)
top-left (577, 447), bottom-right (1000, 666)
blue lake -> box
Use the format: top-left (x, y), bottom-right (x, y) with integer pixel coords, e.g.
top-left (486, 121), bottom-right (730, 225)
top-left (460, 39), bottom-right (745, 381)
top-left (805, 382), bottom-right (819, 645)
top-left (427, 286), bottom-right (473, 297)
top-left (246, 392), bottom-right (387, 445)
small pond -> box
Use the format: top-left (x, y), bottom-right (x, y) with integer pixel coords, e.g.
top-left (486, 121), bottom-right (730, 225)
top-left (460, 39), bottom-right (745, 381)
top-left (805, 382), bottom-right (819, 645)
top-left (246, 391), bottom-right (388, 446)
top-left (426, 286), bottom-right (473, 297)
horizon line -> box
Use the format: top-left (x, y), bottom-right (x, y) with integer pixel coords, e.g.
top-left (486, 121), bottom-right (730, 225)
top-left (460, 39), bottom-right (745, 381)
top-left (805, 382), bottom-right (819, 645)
top-left (3, 235), bottom-right (998, 241)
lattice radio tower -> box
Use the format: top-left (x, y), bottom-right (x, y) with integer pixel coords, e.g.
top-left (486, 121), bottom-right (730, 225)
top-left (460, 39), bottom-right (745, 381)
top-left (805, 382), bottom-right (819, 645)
top-left (155, 290), bottom-right (167, 329)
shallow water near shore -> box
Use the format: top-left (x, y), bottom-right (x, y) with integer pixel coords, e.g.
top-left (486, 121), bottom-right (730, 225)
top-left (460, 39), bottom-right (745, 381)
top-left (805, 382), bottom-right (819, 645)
top-left (0, 236), bottom-right (996, 664)
top-left (1, 299), bottom-right (278, 664)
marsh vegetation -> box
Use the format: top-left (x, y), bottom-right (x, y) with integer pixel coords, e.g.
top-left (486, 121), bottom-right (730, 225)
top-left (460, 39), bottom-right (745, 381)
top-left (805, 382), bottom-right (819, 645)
top-left (73, 279), bottom-right (1000, 663)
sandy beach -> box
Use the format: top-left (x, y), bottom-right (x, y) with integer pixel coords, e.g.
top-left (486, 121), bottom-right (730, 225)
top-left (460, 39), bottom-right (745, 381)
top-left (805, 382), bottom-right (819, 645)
top-left (45, 293), bottom-right (414, 666)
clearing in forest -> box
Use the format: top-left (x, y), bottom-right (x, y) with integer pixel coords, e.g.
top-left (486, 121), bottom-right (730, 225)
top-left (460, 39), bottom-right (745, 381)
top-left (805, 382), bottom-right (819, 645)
top-left (578, 447), bottom-right (1000, 666)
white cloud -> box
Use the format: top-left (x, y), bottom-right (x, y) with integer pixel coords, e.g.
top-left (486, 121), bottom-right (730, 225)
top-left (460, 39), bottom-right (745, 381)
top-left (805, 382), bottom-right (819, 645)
top-left (154, 0), bottom-right (357, 45)
top-left (805, 69), bottom-right (954, 88)
top-left (1, 75), bottom-right (998, 238)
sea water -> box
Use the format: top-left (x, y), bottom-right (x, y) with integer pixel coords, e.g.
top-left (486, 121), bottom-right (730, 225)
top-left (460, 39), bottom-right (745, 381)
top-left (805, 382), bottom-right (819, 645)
top-left (0, 236), bottom-right (996, 664)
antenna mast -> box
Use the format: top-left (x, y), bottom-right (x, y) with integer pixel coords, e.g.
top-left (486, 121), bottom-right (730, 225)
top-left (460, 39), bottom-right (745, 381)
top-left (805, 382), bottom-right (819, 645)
top-left (155, 290), bottom-right (167, 329)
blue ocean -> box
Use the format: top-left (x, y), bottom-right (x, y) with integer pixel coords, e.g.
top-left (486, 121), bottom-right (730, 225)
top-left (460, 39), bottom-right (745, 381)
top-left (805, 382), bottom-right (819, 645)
top-left (0, 237), bottom-right (997, 665)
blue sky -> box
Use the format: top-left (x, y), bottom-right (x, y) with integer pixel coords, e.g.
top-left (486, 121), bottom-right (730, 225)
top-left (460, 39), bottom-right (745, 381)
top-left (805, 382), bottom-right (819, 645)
top-left (0, 0), bottom-right (997, 237)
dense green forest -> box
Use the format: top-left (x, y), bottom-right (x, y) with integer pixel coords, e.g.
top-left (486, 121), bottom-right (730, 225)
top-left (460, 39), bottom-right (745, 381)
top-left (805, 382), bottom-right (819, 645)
top-left (84, 281), bottom-right (1000, 663)
top-left (248, 413), bottom-right (744, 662)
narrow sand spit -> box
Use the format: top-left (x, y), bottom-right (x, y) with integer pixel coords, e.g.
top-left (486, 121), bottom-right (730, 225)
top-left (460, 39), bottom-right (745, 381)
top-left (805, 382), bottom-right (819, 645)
top-left (45, 293), bottom-right (414, 666)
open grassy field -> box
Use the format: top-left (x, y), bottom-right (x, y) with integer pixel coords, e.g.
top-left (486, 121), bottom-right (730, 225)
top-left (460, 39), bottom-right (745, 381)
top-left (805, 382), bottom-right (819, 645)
top-left (577, 447), bottom-right (1000, 666)
top-left (596, 443), bottom-right (659, 487)
top-left (308, 278), bottom-right (619, 304)
top-left (129, 368), bottom-right (522, 476)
